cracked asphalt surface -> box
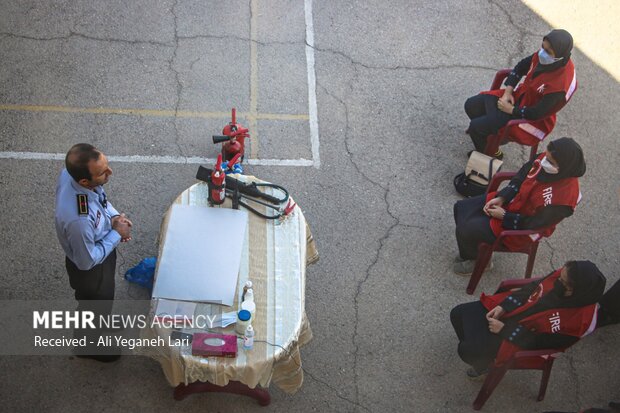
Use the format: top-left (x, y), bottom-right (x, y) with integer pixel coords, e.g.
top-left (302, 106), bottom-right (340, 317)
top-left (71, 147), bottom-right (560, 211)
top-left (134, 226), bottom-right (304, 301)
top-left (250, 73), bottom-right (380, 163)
top-left (1, 1), bottom-right (619, 412)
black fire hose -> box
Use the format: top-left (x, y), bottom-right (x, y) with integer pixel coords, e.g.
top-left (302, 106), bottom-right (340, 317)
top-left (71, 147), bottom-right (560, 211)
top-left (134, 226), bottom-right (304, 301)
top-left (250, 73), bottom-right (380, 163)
top-left (227, 189), bottom-right (283, 219)
top-left (196, 166), bottom-right (288, 204)
top-left (196, 166), bottom-right (289, 219)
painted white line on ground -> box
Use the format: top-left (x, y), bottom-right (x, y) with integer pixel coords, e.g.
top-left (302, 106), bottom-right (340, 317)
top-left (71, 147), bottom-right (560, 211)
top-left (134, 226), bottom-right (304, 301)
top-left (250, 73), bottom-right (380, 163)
top-left (249, 0), bottom-right (259, 159)
top-left (0, 151), bottom-right (66, 161)
top-left (0, 151), bottom-right (314, 167)
top-left (304, 0), bottom-right (321, 169)
top-left (246, 158), bottom-right (314, 167)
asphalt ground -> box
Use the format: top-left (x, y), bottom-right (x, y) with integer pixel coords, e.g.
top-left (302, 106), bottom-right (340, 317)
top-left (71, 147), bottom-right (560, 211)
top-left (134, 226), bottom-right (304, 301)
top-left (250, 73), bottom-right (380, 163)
top-left (0, 1), bottom-right (619, 412)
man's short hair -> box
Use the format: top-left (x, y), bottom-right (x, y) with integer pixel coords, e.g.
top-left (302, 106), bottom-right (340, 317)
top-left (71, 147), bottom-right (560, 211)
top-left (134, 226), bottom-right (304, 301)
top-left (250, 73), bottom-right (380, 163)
top-left (65, 143), bottom-right (101, 182)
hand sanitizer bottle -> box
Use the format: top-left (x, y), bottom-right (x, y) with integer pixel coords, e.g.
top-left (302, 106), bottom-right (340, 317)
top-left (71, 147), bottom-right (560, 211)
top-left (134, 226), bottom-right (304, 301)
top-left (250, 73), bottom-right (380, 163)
top-left (243, 325), bottom-right (254, 350)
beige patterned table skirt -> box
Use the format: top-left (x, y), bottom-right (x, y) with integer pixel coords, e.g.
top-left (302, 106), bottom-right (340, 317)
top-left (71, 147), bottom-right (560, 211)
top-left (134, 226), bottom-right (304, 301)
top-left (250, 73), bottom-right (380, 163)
top-left (140, 178), bottom-right (318, 394)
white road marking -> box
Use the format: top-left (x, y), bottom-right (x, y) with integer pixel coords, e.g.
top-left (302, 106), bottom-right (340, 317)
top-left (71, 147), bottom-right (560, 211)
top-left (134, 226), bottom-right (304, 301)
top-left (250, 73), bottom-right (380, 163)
top-left (0, 151), bottom-right (314, 166)
top-left (304, 0), bottom-right (321, 169)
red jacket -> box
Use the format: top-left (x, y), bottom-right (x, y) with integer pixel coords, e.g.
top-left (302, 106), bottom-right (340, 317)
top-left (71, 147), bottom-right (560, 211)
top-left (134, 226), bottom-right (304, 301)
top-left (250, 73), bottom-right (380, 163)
top-left (486, 153), bottom-right (580, 250)
top-left (481, 270), bottom-right (598, 364)
top-left (482, 53), bottom-right (577, 146)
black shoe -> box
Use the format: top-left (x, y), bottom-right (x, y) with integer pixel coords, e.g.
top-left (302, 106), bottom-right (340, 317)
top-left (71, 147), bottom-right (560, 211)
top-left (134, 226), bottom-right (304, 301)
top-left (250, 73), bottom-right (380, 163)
top-left (466, 367), bottom-right (489, 380)
top-left (75, 354), bottom-right (121, 363)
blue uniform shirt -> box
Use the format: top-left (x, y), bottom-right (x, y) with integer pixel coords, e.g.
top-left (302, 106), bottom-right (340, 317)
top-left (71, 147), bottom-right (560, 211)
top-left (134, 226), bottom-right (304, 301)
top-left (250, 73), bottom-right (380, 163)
top-left (55, 169), bottom-right (121, 270)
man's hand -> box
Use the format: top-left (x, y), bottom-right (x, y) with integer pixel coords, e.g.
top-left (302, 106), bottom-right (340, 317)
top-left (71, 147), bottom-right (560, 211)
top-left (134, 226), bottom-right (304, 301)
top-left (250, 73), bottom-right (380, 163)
top-left (486, 306), bottom-right (505, 320)
top-left (112, 214), bottom-right (132, 242)
top-left (483, 197), bottom-right (505, 215)
top-left (488, 318), bottom-right (505, 334)
top-left (112, 213), bottom-right (133, 227)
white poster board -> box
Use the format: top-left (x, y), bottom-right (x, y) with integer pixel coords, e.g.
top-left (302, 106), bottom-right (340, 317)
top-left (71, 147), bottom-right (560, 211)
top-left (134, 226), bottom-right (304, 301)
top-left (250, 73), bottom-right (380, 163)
top-left (152, 205), bottom-right (248, 306)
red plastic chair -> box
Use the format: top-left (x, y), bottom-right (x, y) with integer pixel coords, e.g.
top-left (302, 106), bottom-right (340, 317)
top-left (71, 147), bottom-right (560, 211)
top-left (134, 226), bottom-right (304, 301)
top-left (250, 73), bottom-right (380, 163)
top-left (466, 172), bottom-right (551, 295)
top-left (483, 69), bottom-right (545, 161)
top-left (473, 277), bottom-right (561, 410)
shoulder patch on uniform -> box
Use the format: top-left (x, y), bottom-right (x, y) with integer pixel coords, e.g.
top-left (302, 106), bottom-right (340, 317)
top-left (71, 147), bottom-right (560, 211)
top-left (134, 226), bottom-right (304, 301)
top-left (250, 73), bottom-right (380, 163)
top-left (76, 194), bottom-right (89, 215)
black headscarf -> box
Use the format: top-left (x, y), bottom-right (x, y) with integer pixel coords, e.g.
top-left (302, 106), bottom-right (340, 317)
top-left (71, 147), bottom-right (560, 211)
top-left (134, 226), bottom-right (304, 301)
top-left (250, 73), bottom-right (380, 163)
top-left (537, 137), bottom-right (586, 183)
top-left (561, 261), bottom-right (607, 308)
top-left (509, 261), bottom-right (606, 323)
top-left (545, 29), bottom-right (573, 61)
top-left (533, 29), bottom-right (574, 77)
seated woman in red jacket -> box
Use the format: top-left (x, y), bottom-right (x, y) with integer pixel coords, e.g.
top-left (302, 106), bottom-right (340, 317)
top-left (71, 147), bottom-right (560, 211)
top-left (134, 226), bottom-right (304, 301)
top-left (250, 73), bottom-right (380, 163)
top-left (464, 29), bottom-right (576, 159)
top-left (450, 260), bottom-right (605, 378)
top-left (453, 137), bottom-right (585, 275)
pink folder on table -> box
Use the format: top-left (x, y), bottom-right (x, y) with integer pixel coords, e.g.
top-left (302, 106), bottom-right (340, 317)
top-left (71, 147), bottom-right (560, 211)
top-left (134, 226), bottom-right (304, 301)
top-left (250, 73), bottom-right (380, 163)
top-left (192, 333), bottom-right (238, 358)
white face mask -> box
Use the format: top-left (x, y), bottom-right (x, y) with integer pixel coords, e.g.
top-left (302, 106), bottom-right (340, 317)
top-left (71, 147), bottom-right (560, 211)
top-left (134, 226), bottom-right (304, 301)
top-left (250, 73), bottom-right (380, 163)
top-left (541, 156), bottom-right (559, 174)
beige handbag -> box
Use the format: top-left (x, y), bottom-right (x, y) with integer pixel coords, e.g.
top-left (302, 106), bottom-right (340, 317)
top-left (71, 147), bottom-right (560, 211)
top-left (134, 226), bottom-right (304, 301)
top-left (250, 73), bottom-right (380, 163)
top-left (454, 151), bottom-right (503, 197)
top-left (466, 151), bottom-right (503, 186)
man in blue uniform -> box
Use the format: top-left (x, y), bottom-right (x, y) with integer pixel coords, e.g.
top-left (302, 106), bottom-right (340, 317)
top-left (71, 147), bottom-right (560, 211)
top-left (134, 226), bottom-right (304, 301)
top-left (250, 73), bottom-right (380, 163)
top-left (55, 143), bottom-right (132, 362)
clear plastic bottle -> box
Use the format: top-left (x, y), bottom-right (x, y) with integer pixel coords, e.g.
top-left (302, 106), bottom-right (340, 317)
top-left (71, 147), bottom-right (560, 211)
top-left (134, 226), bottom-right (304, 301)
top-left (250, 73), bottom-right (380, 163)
top-left (243, 325), bottom-right (254, 350)
top-left (241, 300), bottom-right (256, 316)
top-left (241, 288), bottom-right (256, 316)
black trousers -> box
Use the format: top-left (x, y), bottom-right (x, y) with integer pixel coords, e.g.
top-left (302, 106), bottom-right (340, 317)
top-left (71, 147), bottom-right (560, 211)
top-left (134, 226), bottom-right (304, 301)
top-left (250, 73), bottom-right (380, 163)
top-left (598, 278), bottom-right (620, 328)
top-left (465, 94), bottom-right (512, 152)
top-left (450, 301), bottom-right (503, 372)
top-left (66, 249), bottom-right (116, 302)
top-left (454, 195), bottom-right (497, 260)
top-left (66, 250), bottom-right (116, 353)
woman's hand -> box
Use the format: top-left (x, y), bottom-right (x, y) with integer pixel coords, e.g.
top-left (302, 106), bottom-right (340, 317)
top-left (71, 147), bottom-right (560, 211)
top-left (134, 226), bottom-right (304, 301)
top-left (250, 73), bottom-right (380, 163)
top-left (488, 318), bottom-right (505, 334)
top-left (497, 97), bottom-right (514, 114)
top-left (486, 306), bottom-right (505, 320)
top-left (483, 197), bottom-right (504, 215)
top-left (501, 89), bottom-right (515, 105)
top-left (486, 205), bottom-right (506, 220)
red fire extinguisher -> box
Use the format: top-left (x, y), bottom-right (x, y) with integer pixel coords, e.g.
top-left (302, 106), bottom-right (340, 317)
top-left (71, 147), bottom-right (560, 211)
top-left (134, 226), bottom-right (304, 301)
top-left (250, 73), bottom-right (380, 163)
top-left (212, 108), bottom-right (250, 162)
top-left (208, 154), bottom-right (226, 205)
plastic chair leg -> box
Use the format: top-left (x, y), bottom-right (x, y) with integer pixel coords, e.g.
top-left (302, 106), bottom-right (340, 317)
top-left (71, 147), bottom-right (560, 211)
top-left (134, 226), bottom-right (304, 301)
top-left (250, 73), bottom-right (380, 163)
top-left (473, 365), bottom-right (508, 410)
top-left (524, 242), bottom-right (539, 279)
top-left (537, 358), bottom-right (555, 401)
top-left (467, 245), bottom-right (493, 295)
